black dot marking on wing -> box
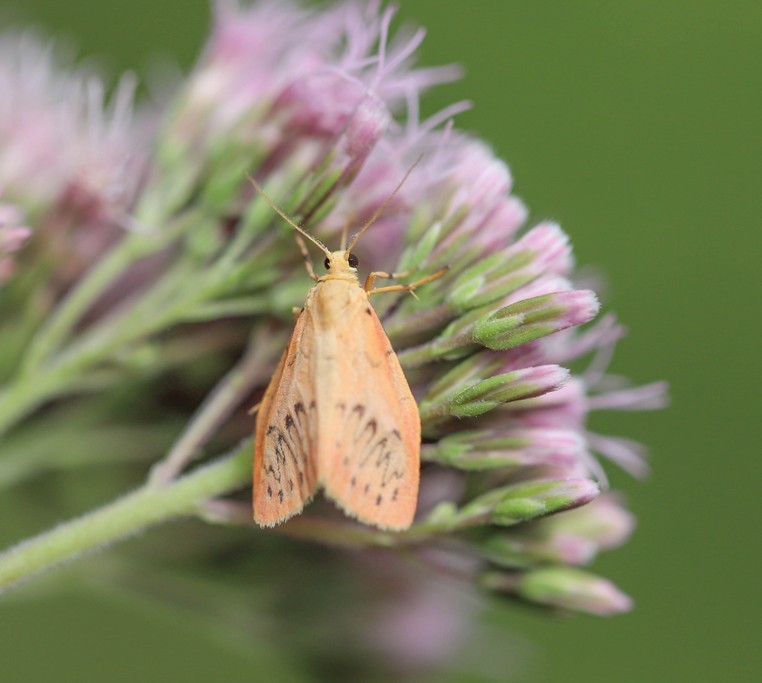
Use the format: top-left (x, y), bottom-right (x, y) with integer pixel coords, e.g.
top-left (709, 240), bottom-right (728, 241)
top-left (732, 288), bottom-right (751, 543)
top-left (278, 489), bottom-right (284, 503)
top-left (365, 307), bottom-right (372, 315)
top-left (267, 485), bottom-right (273, 498)
top-left (391, 429), bottom-right (401, 440)
top-left (288, 478), bottom-right (294, 491)
top-left (392, 488), bottom-right (399, 501)
top-left (375, 494), bottom-right (382, 506)
top-left (363, 483), bottom-right (370, 495)
top-left (350, 476), bottom-right (357, 488)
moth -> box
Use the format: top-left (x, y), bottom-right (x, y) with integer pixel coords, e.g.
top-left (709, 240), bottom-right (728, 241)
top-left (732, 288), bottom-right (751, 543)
top-left (250, 172), bottom-right (445, 530)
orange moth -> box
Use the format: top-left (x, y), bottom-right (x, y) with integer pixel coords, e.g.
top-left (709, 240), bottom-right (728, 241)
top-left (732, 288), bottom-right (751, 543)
top-left (250, 171), bottom-right (445, 530)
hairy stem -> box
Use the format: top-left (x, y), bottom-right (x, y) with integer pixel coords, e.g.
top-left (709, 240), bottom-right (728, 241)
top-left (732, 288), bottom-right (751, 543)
top-left (149, 328), bottom-right (278, 485)
top-left (21, 212), bottom-right (198, 374)
top-left (22, 233), bottom-right (153, 373)
top-left (0, 365), bottom-right (69, 438)
top-left (0, 441), bottom-right (251, 594)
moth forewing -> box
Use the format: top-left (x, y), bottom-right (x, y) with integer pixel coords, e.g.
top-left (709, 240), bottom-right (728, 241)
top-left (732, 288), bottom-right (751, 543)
top-left (311, 279), bottom-right (420, 531)
top-left (253, 308), bottom-right (319, 527)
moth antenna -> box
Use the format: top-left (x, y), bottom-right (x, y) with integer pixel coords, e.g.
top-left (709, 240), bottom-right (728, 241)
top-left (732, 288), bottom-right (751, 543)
top-left (339, 216), bottom-right (351, 251)
top-left (345, 155), bottom-right (423, 256)
top-left (248, 175), bottom-right (331, 257)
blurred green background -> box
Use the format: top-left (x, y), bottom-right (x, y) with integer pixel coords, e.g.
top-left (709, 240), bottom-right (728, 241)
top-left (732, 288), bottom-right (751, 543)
top-left (0, 1), bottom-right (758, 681)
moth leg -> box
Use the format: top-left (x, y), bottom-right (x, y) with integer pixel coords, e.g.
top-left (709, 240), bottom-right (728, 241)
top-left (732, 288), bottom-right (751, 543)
top-left (367, 266), bottom-right (449, 297)
top-left (294, 234), bottom-right (318, 281)
top-left (364, 269), bottom-right (412, 291)
top-left (248, 402), bottom-right (261, 416)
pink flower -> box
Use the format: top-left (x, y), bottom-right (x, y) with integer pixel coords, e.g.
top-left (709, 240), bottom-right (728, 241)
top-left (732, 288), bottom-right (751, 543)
top-left (512, 494), bottom-right (636, 565)
top-left (508, 566), bottom-right (634, 615)
top-left (0, 33), bottom-right (148, 223)
top-left (169, 2), bottom-right (459, 168)
top-left (367, 554), bottom-right (476, 672)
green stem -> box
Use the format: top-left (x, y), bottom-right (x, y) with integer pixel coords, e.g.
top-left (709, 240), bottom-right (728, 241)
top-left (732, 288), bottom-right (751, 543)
top-left (276, 516), bottom-right (447, 547)
top-left (0, 248), bottom-right (234, 439)
top-left (397, 329), bottom-right (475, 369)
top-left (0, 365), bottom-right (68, 438)
top-left (200, 500), bottom-right (479, 548)
top-left (148, 328), bottom-right (277, 485)
top-left (198, 500), bottom-right (405, 548)
top-left (0, 420), bottom-right (182, 490)
top-left (0, 441), bottom-right (251, 594)
top-left (21, 212), bottom-right (199, 374)
top-left (21, 233), bottom-right (149, 373)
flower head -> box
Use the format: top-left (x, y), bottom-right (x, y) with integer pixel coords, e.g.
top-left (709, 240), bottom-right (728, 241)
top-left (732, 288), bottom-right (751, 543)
top-left (178, 0), bottom-right (665, 618)
top-left (152, 0), bottom-right (665, 617)
top-left (0, 1), bottom-right (667, 676)
top-left (0, 32), bottom-right (148, 222)
top-left (0, 31), bottom-right (153, 297)
top-left (160, 0), bottom-right (461, 215)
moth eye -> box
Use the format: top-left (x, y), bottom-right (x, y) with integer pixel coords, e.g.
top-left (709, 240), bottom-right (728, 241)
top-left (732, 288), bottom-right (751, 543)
top-left (347, 253), bottom-right (359, 268)
top-left (324, 257), bottom-right (331, 270)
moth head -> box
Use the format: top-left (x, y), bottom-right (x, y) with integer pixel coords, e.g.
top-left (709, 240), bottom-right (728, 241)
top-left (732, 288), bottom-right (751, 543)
top-left (324, 251), bottom-right (359, 273)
